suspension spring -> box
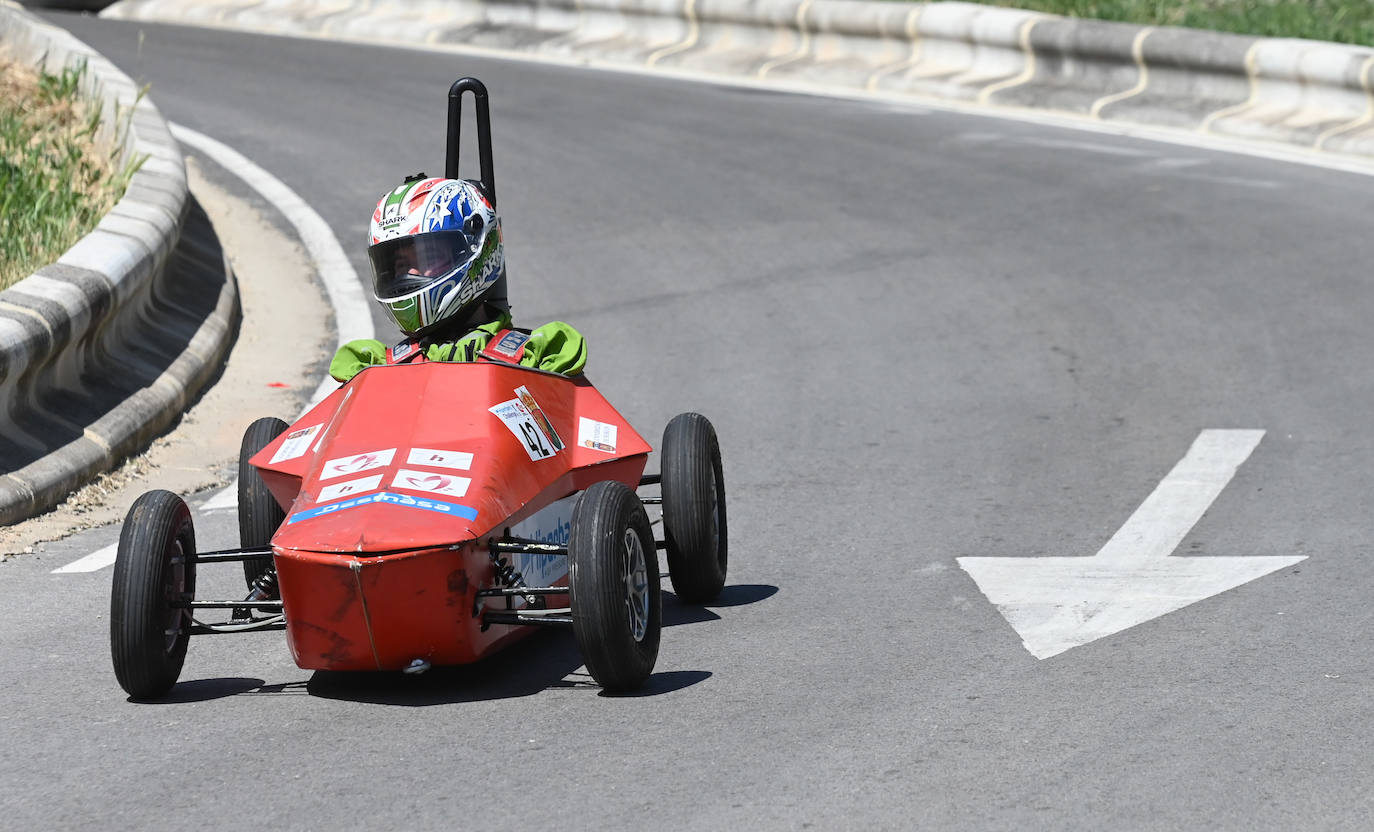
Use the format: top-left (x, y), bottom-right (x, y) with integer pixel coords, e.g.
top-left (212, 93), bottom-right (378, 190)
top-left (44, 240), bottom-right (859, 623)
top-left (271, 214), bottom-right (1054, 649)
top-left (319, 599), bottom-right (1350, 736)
top-left (248, 568), bottom-right (280, 601)
top-left (232, 567), bottom-right (279, 622)
top-left (484, 544), bottom-right (541, 616)
top-left (491, 555), bottom-right (524, 588)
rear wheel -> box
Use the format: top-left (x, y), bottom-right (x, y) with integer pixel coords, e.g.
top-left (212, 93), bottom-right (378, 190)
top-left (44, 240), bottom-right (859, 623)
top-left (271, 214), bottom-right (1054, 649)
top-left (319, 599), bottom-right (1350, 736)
top-left (238, 416), bottom-right (288, 588)
top-left (569, 480), bottom-right (660, 692)
top-left (110, 490), bottom-right (196, 700)
top-left (661, 412), bottom-right (728, 602)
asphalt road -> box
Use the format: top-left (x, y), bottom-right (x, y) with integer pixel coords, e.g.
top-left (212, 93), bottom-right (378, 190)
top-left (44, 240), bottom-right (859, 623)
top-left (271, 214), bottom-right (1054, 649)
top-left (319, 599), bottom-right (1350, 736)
top-left (5, 12), bottom-right (1374, 829)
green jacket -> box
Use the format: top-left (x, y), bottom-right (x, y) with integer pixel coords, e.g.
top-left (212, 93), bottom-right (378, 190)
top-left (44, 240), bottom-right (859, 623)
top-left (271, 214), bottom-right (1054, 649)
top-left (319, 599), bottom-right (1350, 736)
top-left (329, 315), bottom-right (587, 382)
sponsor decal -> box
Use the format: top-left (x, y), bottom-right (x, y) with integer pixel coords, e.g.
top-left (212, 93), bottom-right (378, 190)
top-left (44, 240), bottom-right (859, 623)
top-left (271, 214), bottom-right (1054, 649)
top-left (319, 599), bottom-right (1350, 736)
top-left (288, 491), bottom-right (479, 525)
top-left (516, 385), bottom-right (563, 451)
top-left (507, 495), bottom-right (576, 591)
top-left (269, 423), bottom-right (322, 463)
top-left (316, 474), bottom-right (383, 504)
top-left (320, 448), bottom-right (397, 481)
top-left (391, 341), bottom-right (415, 362)
top-left (391, 468), bottom-right (470, 498)
top-left (492, 331), bottom-right (529, 358)
top-left (406, 448), bottom-right (473, 470)
top-left (491, 398), bottom-right (558, 461)
top-left (577, 417), bottom-right (618, 454)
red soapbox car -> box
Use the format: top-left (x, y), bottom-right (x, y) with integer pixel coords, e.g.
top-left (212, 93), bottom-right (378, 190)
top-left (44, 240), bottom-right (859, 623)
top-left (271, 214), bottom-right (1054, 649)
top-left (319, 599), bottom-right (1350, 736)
top-left (109, 357), bottom-right (727, 699)
top-left (107, 78), bottom-right (727, 699)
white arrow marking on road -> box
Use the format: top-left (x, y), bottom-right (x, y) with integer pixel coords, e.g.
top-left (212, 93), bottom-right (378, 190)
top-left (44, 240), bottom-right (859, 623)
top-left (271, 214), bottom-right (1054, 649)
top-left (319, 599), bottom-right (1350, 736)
top-left (50, 543), bottom-right (118, 574)
top-left (958, 429), bottom-right (1306, 660)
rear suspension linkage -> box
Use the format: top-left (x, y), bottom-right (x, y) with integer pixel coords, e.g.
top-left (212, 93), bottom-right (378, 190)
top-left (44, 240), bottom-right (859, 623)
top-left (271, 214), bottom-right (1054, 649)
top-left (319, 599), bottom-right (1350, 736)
top-left (477, 535), bottom-right (571, 629)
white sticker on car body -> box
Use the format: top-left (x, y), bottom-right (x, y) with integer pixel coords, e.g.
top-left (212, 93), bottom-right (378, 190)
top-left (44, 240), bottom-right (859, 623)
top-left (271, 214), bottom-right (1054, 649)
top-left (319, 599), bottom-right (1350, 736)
top-left (391, 468), bottom-right (471, 498)
top-left (406, 448), bottom-right (474, 471)
top-left (320, 448), bottom-right (397, 480)
top-left (317, 474), bottom-right (383, 504)
top-left (491, 399), bottom-right (557, 461)
top-left (270, 423), bottom-right (322, 463)
top-left (515, 386), bottom-right (564, 451)
top-left (577, 417), bottom-right (618, 454)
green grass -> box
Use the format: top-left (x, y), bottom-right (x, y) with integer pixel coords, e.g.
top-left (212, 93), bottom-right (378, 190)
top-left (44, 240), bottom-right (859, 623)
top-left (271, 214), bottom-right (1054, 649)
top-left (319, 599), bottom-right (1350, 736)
top-left (961, 0), bottom-right (1374, 47)
top-left (0, 58), bottom-right (143, 291)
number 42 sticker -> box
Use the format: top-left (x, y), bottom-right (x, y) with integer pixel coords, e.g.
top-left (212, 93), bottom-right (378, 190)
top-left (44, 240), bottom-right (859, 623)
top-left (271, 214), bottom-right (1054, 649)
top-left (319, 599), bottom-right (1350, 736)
top-left (490, 398), bottom-right (559, 461)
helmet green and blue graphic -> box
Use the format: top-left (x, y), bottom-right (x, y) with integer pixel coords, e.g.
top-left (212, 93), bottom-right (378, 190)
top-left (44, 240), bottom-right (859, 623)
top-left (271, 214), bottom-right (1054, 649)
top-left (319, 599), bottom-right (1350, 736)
top-left (367, 177), bottom-right (505, 335)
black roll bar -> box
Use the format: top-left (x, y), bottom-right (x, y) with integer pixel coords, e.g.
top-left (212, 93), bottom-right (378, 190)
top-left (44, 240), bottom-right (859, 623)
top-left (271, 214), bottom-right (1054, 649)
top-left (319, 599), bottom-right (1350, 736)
top-left (446, 77), bottom-right (496, 207)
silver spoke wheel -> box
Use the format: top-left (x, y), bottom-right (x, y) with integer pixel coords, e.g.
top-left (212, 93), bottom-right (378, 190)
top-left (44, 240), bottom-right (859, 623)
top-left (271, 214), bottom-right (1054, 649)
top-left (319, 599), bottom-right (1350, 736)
top-left (708, 475), bottom-right (720, 555)
top-left (623, 528), bottom-right (650, 642)
top-left (163, 539), bottom-right (189, 653)
top-left (568, 480), bottom-right (661, 691)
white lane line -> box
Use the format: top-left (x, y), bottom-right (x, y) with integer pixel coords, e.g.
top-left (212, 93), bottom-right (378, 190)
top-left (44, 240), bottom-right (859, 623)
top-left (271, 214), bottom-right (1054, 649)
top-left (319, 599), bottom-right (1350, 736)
top-left (169, 123), bottom-right (374, 407)
top-left (171, 123), bottom-right (376, 522)
top-left (53, 124), bottom-right (371, 574)
top-left (51, 543), bottom-right (118, 574)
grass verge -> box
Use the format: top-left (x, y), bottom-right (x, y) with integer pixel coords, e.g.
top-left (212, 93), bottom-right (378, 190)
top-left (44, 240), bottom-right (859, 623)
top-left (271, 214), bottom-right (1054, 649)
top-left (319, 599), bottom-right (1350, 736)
top-left (962, 1), bottom-right (1374, 48)
top-left (0, 57), bottom-right (142, 291)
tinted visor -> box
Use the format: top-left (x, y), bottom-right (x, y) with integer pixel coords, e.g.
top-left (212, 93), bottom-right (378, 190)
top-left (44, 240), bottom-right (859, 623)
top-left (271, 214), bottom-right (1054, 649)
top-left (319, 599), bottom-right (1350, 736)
top-left (368, 230), bottom-right (475, 299)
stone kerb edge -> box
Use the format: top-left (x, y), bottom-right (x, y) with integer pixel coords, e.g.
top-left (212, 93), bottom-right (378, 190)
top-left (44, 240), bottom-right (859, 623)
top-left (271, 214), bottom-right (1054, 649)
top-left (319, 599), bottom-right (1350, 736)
top-left (104, 0), bottom-right (1374, 165)
top-left (0, 1), bottom-right (234, 525)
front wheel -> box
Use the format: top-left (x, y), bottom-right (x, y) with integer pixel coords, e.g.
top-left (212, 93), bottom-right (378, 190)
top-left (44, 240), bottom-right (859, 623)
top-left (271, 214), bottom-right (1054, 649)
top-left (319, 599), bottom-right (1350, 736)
top-left (238, 416), bottom-right (288, 588)
top-left (110, 490), bottom-right (196, 700)
top-left (660, 412), bottom-right (728, 602)
top-left (568, 480), bottom-right (660, 692)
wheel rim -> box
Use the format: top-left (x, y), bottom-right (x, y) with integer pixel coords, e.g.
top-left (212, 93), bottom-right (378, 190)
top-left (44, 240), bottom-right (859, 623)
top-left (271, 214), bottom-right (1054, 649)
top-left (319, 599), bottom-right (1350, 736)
top-left (163, 537), bottom-right (189, 653)
top-left (623, 528), bottom-right (649, 642)
top-left (709, 472), bottom-right (722, 564)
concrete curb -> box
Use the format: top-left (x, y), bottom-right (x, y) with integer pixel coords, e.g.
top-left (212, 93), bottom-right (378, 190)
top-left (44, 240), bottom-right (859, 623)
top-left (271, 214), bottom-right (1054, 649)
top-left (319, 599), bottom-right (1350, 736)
top-left (103, 0), bottom-right (1374, 164)
top-left (0, 1), bottom-right (239, 525)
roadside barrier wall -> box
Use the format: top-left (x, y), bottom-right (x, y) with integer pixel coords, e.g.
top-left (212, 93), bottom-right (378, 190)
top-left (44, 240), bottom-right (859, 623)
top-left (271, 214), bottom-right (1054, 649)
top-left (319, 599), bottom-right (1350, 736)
top-left (0, 1), bottom-right (238, 525)
top-left (105, 0), bottom-right (1374, 163)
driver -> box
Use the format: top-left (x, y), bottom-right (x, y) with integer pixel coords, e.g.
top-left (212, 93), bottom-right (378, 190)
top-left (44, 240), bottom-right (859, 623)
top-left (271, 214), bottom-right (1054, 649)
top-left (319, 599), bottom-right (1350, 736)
top-left (329, 175), bottom-right (586, 382)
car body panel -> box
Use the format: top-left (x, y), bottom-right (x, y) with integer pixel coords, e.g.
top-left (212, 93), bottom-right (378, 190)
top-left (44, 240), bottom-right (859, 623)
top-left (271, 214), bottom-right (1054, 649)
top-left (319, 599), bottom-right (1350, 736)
top-left (247, 361), bottom-right (649, 670)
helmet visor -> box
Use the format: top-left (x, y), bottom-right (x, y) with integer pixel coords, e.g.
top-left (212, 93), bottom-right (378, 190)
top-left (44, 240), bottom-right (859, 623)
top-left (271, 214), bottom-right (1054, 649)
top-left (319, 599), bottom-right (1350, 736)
top-left (368, 230), bottom-right (475, 300)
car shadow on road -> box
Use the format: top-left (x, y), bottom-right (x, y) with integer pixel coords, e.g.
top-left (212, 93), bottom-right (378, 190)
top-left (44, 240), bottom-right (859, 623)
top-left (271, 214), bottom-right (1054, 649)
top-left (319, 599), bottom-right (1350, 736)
top-left (159, 582), bottom-right (778, 705)
top-left (661, 582), bottom-right (778, 627)
top-left (131, 676), bottom-right (267, 704)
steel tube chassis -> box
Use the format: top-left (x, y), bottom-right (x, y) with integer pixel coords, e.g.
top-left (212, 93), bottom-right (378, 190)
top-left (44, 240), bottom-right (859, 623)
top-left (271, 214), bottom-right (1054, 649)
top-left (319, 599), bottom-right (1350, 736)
top-left (173, 474), bottom-right (664, 644)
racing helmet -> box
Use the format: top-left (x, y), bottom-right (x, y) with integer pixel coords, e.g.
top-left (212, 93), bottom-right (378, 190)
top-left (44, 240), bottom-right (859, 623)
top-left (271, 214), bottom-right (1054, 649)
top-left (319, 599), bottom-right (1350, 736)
top-left (367, 176), bottom-right (507, 336)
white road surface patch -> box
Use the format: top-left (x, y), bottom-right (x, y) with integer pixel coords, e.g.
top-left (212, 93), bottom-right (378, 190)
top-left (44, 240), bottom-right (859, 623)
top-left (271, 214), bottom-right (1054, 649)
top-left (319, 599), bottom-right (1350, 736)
top-left (50, 543), bottom-right (118, 574)
top-left (53, 123), bottom-right (369, 574)
top-left (959, 429), bottom-right (1307, 660)
top-left (1015, 135), bottom-right (1155, 158)
top-left (200, 486), bottom-right (237, 512)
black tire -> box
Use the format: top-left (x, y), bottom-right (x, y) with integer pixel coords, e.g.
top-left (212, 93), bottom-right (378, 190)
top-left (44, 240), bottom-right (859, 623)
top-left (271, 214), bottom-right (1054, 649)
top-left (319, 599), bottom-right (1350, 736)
top-left (238, 416), bottom-right (288, 588)
top-left (660, 412), bottom-right (728, 602)
top-left (110, 490), bottom-right (196, 700)
top-left (568, 480), bottom-right (661, 692)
